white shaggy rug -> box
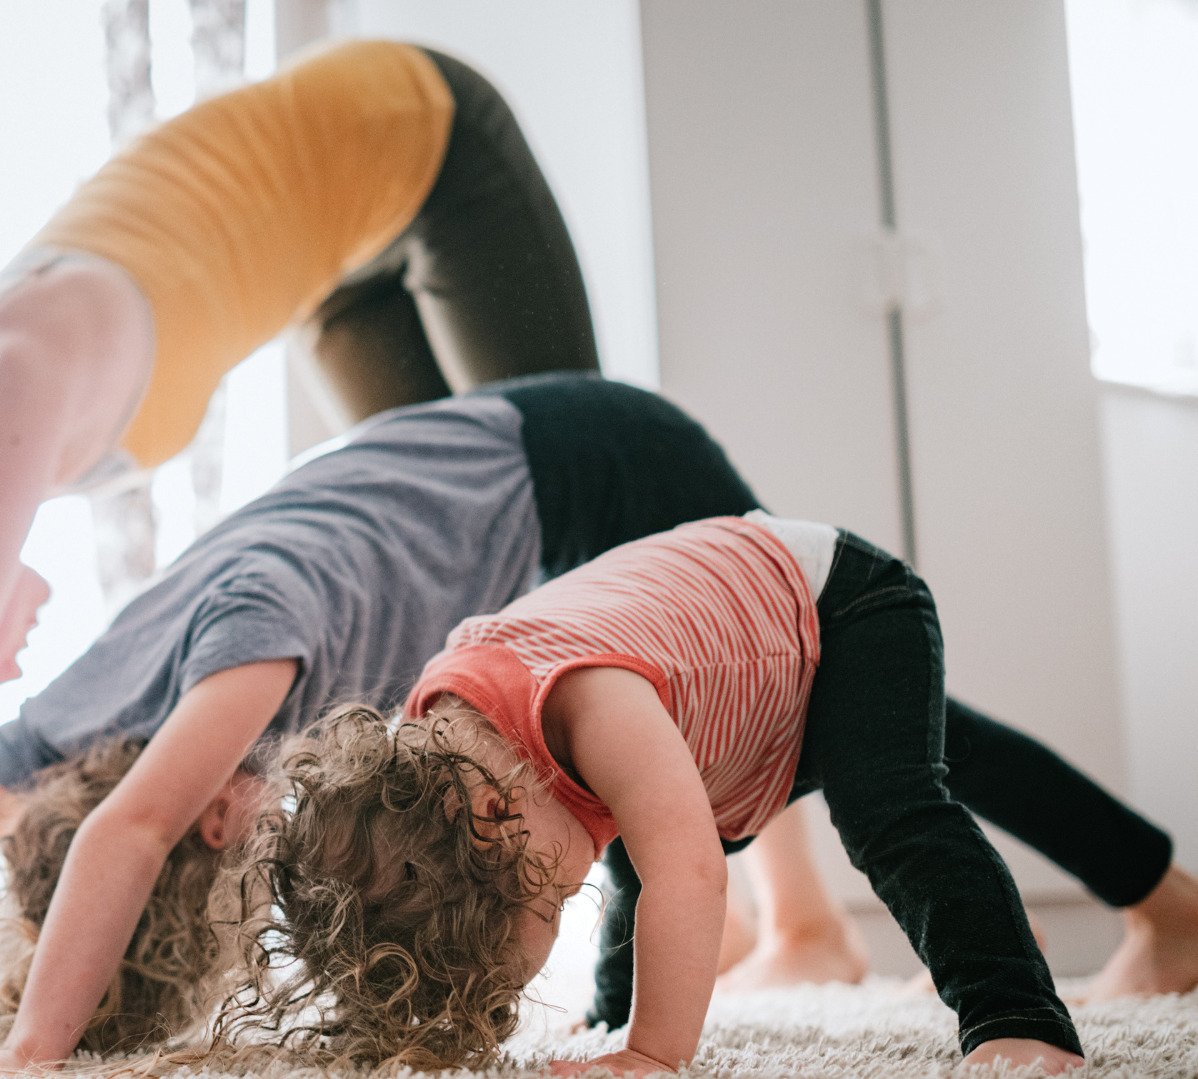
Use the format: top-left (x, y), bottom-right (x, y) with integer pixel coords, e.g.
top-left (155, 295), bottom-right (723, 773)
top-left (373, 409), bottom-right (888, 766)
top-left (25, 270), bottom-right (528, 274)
top-left (509, 981), bottom-right (1198, 1078)
top-left (62, 980), bottom-right (1198, 1078)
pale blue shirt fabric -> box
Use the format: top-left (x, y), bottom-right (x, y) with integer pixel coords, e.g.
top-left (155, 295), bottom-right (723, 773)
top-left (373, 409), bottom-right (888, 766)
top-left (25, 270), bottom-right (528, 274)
top-left (0, 395), bottom-right (540, 786)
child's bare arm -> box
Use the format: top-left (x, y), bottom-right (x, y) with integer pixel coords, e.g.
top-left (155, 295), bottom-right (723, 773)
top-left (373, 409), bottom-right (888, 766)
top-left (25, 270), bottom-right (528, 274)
top-left (549, 666), bottom-right (727, 1073)
top-left (0, 658), bottom-right (296, 1069)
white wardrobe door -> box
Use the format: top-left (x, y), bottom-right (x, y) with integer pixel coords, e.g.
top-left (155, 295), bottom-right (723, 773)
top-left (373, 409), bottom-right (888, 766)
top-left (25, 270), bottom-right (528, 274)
top-left (881, 0), bottom-right (1126, 894)
top-left (642, 0), bottom-right (903, 549)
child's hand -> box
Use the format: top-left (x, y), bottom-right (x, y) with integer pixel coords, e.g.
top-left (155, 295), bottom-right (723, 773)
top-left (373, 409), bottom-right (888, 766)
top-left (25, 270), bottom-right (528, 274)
top-left (547, 1048), bottom-right (675, 1076)
top-left (962, 1038), bottom-right (1084, 1073)
top-left (0, 1043), bottom-right (60, 1074)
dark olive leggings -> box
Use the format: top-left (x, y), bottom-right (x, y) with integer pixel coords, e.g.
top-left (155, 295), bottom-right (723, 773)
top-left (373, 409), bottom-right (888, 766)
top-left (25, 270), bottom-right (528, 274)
top-left (310, 48), bottom-right (600, 420)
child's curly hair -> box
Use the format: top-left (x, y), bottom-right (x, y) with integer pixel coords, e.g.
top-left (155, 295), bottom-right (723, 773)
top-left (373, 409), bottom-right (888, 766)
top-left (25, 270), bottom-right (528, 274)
top-left (212, 698), bottom-right (553, 1071)
top-left (0, 738), bottom-right (236, 1053)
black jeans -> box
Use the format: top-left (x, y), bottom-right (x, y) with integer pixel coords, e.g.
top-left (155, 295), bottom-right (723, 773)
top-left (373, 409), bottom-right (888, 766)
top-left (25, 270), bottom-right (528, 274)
top-left (788, 532), bottom-right (1080, 1054)
top-left (588, 522), bottom-right (1170, 1048)
top-left (588, 528), bottom-right (1180, 1057)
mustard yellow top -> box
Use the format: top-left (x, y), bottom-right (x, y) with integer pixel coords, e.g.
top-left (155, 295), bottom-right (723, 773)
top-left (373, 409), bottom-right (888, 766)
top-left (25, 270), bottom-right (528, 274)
top-left (34, 39), bottom-right (454, 468)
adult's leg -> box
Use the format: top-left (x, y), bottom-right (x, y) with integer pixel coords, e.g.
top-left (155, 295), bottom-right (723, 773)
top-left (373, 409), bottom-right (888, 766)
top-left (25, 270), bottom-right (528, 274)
top-left (308, 51), bottom-right (599, 420)
top-left (798, 532), bottom-right (1080, 1056)
top-left (943, 700), bottom-right (1198, 1001)
top-left (715, 801), bottom-right (869, 991)
top-left (943, 700), bottom-right (1171, 907)
top-left (303, 273), bottom-right (451, 422)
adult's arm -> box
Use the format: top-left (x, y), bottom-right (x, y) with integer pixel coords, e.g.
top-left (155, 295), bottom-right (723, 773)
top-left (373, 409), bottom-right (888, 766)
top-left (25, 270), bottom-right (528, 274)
top-left (1, 40), bottom-right (451, 679)
top-left (0, 255), bottom-right (154, 681)
top-left (0, 657), bottom-right (296, 1070)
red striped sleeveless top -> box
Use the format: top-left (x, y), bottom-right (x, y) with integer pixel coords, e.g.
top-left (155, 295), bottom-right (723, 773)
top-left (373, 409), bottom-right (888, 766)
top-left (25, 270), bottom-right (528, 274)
top-left (407, 516), bottom-right (821, 850)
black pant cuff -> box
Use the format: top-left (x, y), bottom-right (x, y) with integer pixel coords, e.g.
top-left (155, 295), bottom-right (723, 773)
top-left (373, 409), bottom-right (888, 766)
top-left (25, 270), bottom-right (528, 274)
top-left (960, 1010), bottom-right (1083, 1057)
top-left (584, 1000), bottom-right (630, 1030)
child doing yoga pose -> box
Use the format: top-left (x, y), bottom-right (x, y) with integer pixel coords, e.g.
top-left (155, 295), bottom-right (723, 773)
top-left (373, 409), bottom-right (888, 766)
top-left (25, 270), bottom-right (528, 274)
top-left (225, 512), bottom-right (1198, 1075)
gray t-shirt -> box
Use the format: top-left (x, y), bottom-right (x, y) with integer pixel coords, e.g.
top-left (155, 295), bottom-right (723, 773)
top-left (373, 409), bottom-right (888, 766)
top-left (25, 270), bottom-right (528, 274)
top-left (0, 394), bottom-right (540, 786)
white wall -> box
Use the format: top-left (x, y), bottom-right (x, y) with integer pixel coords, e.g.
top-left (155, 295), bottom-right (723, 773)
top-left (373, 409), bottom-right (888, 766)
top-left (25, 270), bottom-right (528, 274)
top-left (640, 0), bottom-right (904, 549)
top-left (880, 1), bottom-right (1127, 823)
top-left (1101, 386), bottom-right (1198, 868)
top-left (641, 1), bottom-right (1128, 914)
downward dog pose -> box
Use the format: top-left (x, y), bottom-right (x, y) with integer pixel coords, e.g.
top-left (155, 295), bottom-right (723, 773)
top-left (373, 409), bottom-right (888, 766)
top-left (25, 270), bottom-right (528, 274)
top-left (0, 37), bottom-right (595, 681)
top-left (2, 33), bottom-right (1188, 1077)
top-left (0, 36), bottom-right (872, 1067)
top-left (235, 514), bottom-right (1198, 1076)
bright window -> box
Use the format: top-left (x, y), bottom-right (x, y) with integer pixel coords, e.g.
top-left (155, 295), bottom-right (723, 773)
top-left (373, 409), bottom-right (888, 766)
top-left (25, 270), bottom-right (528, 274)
top-left (1066, 0), bottom-right (1198, 394)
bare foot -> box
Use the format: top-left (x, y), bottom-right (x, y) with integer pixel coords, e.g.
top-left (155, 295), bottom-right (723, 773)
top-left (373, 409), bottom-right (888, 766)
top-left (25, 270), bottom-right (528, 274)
top-left (0, 564), bottom-right (50, 682)
top-left (716, 920), bottom-right (869, 992)
top-left (962, 1038), bottom-right (1084, 1074)
top-left (1086, 865), bottom-right (1198, 1001)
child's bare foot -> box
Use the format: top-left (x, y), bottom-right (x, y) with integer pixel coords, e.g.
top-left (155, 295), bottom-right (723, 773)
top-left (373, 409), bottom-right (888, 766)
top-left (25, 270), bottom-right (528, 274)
top-left (1086, 865), bottom-right (1198, 1001)
top-left (715, 919), bottom-right (869, 992)
top-left (962, 1038), bottom-right (1084, 1074)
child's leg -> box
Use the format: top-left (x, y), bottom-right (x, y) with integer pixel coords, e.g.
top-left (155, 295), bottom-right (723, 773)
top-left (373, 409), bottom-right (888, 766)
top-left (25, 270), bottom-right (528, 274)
top-left (800, 532), bottom-right (1081, 1057)
top-left (716, 800), bottom-right (869, 990)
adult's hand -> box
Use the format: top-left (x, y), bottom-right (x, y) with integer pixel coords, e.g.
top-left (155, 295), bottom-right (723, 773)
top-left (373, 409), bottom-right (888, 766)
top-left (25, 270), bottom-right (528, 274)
top-left (0, 564), bottom-right (50, 682)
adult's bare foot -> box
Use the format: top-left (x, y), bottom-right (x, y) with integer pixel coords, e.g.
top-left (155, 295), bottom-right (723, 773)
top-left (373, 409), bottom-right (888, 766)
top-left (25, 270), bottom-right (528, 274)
top-left (1086, 865), bottom-right (1198, 1001)
top-left (715, 919), bottom-right (869, 992)
top-left (0, 564), bottom-right (50, 681)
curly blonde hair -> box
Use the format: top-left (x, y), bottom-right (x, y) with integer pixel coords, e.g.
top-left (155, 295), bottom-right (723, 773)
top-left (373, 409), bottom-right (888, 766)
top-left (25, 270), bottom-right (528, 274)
top-left (212, 699), bottom-right (554, 1071)
top-left (0, 738), bottom-right (237, 1054)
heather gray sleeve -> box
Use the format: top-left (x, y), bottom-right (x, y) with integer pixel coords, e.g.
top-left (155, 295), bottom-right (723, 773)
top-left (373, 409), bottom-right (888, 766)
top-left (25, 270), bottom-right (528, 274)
top-left (179, 572), bottom-right (317, 699)
top-left (0, 715), bottom-right (61, 788)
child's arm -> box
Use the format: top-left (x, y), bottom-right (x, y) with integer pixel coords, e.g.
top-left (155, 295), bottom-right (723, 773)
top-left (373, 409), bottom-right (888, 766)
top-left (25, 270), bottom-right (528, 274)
top-left (0, 658), bottom-right (297, 1070)
top-left (546, 666), bottom-right (727, 1075)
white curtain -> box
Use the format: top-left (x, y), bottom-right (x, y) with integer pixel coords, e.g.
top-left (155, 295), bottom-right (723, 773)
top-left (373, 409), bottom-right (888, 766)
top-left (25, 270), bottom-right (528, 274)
top-left (91, 0), bottom-right (247, 611)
